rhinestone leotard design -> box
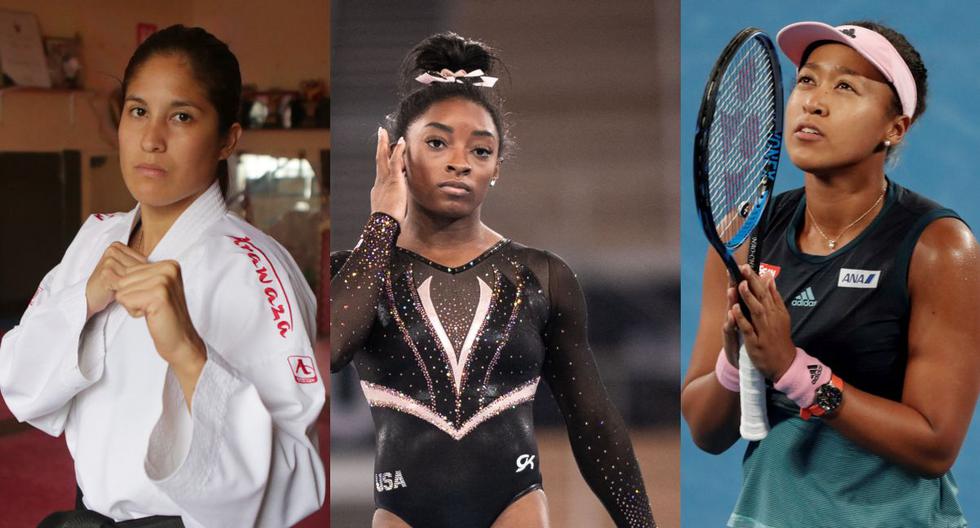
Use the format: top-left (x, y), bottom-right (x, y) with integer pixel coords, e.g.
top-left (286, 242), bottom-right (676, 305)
top-left (331, 213), bottom-right (655, 527)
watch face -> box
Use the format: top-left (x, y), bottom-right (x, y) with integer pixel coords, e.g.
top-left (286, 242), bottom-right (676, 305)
top-left (816, 383), bottom-right (843, 413)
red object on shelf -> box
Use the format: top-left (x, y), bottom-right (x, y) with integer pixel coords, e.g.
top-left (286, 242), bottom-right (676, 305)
top-left (136, 23), bottom-right (157, 44)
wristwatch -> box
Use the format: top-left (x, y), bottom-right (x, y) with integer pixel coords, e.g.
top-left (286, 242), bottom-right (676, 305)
top-left (800, 374), bottom-right (843, 420)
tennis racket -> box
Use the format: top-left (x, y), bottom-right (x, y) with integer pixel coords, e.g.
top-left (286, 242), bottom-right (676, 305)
top-left (693, 27), bottom-right (783, 441)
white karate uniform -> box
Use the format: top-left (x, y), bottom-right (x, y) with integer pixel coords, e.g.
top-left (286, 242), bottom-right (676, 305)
top-left (0, 182), bottom-right (326, 527)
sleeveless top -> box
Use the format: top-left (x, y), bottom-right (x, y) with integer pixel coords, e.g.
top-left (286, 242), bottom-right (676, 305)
top-left (729, 179), bottom-right (968, 528)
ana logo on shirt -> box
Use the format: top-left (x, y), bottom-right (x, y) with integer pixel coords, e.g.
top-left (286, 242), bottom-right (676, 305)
top-left (837, 268), bottom-right (881, 289)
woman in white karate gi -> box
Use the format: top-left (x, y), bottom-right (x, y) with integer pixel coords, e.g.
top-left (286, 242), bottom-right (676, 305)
top-left (0, 25), bottom-right (325, 527)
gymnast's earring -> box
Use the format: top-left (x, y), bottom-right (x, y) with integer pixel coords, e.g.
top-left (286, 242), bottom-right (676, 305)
top-left (884, 139), bottom-right (892, 148)
top-left (489, 178), bottom-right (497, 187)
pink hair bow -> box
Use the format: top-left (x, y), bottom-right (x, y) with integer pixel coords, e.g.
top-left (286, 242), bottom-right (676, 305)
top-left (415, 68), bottom-right (498, 88)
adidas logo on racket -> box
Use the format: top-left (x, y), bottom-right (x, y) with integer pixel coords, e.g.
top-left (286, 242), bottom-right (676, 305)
top-left (791, 286), bottom-right (818, 307)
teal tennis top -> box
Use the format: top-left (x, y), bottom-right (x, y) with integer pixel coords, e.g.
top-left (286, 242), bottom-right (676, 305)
top-left (729, 180), bottom-right (967, 528)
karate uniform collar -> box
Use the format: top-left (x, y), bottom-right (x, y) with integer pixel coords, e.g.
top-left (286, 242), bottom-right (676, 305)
top-left (122, 180), bottom-right (228, 261)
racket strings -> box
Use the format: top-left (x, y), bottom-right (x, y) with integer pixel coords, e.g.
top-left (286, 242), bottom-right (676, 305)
top-left (712, 107), bottom-right (775, 238)
top-left (710, 49), bottom-right (775, 236)
top-left (711, 105), bottom-right (774, 233)
top-left (705, 40), bottom-right (778, 245)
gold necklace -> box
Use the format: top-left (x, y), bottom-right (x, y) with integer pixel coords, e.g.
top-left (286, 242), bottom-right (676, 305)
top-left (806, 182), bottom-right (887, 250)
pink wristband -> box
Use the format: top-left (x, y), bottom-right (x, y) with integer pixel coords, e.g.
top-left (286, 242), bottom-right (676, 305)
top-left (714, 348), bottom-right (740, 392)
top-left (773, 347), bottom-right (832, 408)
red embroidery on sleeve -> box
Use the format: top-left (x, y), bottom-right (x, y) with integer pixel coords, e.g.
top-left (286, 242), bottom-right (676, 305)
top-left (228, 235), bottom-right (294, 338)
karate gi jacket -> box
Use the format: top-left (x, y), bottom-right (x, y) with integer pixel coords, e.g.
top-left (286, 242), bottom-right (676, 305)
top-left (0, 182), bottom-right (326, 527)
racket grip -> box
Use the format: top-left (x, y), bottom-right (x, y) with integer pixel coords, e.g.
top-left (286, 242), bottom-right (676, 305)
top-left (739, 344), bottom-right (770, 440)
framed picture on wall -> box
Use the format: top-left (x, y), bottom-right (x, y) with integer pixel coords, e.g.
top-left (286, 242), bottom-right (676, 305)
top-left (43, 36), bottom-right (82, 89)
top-left (0, 10), bottom-right (50, 87)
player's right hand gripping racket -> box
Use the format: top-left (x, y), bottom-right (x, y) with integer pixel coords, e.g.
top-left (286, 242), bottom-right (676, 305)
top-left (693, 28), bottom-right (783, 441)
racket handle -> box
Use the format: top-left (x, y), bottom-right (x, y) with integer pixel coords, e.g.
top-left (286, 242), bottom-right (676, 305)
top-left (739, 344), bottom-right (770, 440)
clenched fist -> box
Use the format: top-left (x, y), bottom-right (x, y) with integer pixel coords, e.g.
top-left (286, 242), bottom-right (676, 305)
top-left (86, 242), bottom-right (146, 319)
top-left (87, 242), bottom-right (206, 409)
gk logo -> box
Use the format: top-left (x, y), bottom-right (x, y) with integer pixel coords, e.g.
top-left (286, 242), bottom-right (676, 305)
top-left (516, 454), bottom-right (536, 473)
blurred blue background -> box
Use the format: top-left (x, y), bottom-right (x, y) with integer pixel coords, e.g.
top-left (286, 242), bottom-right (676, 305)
top-left (681, 1), bottom-right (980, 526)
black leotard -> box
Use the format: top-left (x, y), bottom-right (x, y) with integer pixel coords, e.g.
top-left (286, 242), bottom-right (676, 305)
top-left (331, 213), bottom-right (655, 528)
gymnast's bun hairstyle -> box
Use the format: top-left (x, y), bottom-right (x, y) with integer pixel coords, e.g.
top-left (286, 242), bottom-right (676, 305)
top-left (388, 32), bottom-right (511, 157)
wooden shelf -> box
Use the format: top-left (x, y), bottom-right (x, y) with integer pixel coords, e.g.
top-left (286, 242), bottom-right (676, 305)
top-left (236, 127), bottom-right (330, 158)
top-left (0, 89), bottom-right (329, 156)
top-left (0, 88), bottom-right (113, 152)
top-left (0, 87), bottom-right (96, 126)
top-left (0, 86), bottom-right (90, 95)
top-left (240, 126), bottom-right (329, 132)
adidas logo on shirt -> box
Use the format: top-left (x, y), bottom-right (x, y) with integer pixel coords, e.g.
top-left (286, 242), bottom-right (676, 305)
top-left (791, 287), bottom-right (818, 307)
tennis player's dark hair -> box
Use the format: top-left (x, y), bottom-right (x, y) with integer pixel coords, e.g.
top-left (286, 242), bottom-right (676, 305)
top-left (122, 25), bottom-right (241, 193)
top-left (388, 32), bottom-right (511, 158)
top-left (802, 21), bottom-right (928, 123)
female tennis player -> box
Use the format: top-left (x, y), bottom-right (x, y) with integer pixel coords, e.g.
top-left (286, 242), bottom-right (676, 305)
top-left (331, 33), bottom-right (655, 528)
top-left (681, 20), bottom-right (980, 527)
top-left (0, 26), bottom-right (325, 527)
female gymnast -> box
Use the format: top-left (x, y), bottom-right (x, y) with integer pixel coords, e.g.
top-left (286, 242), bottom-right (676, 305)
top-left (0, 26), bottom-right (325, 527)
top-left (682, 20), bottom-right (980, 527)
top-left (331, 33), bottom-right (656, 528)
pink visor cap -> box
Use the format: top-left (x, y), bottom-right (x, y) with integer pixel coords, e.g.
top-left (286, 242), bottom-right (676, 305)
top-left (777, 21), bottom-right (917, 118)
